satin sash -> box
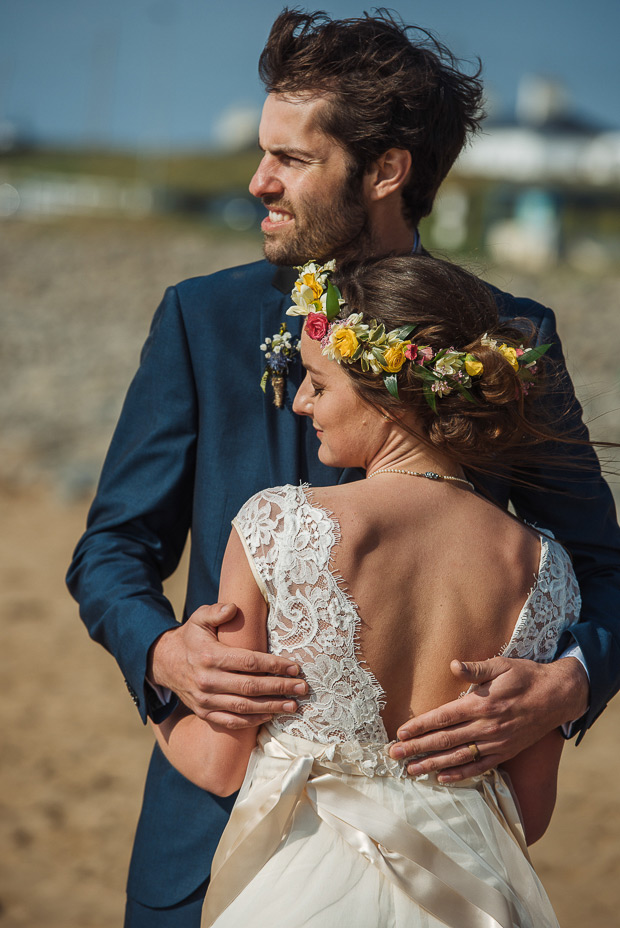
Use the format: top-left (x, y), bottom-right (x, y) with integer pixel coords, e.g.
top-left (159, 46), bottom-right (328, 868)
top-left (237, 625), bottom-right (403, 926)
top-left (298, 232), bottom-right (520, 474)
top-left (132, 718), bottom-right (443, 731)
top-left (201, 729), bottom-right (527, 928)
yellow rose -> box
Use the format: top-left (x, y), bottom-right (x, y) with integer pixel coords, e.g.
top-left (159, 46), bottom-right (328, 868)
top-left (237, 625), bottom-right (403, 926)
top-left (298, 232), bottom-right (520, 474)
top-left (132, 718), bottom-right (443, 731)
top-left (331, 327), bottom-right (359, 358)
top-left (382, 344), bottom-right (407, 373)
top-left (296, 272), bottom-right (323, 301)
top-left (464, 354), bottom-right (483, 377)
top-left (498, 344), bottom-right (519, 371)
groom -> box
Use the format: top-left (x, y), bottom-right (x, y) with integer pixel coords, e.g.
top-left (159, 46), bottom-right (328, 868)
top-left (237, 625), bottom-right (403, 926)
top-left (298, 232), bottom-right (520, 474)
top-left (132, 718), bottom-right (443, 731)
top-left (67, 10), bottom-right (620, 926)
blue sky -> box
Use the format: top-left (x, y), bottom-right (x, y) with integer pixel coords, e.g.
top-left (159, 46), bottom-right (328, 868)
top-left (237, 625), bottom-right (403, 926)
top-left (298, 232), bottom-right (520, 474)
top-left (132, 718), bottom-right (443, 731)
top-left (3, 0), bottom-right (619, 149)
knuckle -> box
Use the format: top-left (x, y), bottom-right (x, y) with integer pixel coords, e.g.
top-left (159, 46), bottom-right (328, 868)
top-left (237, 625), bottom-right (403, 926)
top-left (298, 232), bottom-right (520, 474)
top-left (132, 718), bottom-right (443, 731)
top-left (241, 678), bottom-right (260, 697)
top-left (240, 653), bottom-right (260, 673)
top-left (231, 699), bottom-right (250, 716)
top-left (434, 711), bottom-right (453, 730)
top-left (196, 671), bottom-right (215, 693)
top-left (200, 651), bottom-right (216, 671)
top-left (436, 731), bottom-right (453, 752)
top-left (196, 693), bottom-right (215, 712)
top-left (223, 715), bottom-right (243, 731)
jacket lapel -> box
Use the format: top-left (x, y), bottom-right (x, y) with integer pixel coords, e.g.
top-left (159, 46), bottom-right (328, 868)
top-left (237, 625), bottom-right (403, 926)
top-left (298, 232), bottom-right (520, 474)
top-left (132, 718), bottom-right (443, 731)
top-left (259, 267), bottom-right (304, 486)
top-left (259, 265), bottom-right (359, 489)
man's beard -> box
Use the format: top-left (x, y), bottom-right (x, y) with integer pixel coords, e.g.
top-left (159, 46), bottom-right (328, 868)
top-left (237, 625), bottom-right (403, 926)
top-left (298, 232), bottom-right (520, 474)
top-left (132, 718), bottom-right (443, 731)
top-left (261, 173), bottom-right (372, 267)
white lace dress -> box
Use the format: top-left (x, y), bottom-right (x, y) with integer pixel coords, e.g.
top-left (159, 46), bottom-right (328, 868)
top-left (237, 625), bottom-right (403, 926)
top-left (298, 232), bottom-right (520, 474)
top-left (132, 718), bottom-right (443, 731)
top-left (201, 485), bottom-right (581, 928)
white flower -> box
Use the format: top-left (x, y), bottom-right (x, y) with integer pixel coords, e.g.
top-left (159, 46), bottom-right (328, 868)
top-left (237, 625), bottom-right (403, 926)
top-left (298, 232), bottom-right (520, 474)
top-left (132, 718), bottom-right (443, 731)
top-left (434, 350), bottom-right (463, 377)
top-left (431, 380), bottom-right (452, 395)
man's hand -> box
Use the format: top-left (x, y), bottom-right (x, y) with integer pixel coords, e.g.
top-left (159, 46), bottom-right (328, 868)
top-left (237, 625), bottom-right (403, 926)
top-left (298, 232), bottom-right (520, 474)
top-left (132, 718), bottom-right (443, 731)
top-left (148, 603), bottom-right (307, 728)
top-left (389, 655), bottom-right (589, 782)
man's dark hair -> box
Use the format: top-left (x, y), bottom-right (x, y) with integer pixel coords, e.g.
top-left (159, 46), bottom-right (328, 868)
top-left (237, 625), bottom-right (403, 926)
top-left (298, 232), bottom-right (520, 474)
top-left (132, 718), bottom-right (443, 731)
top-left (259, 9), bottom-right (484, 226)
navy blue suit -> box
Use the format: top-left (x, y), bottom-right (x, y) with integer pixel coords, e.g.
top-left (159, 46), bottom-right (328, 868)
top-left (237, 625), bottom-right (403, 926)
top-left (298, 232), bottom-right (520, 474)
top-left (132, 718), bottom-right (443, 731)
top-left (67, 259), bottom-right (620, 917)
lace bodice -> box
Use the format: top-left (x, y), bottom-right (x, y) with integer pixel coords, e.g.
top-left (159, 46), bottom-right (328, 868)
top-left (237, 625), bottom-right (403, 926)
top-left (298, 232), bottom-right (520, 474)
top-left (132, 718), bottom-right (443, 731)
top-left (233, 484), bottom-right (581, 748)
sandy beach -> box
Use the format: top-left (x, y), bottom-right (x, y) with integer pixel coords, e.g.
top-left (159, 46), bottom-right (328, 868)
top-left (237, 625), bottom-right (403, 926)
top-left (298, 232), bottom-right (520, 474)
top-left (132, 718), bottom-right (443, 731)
top-left (1, 217), bottom-right (619, 926)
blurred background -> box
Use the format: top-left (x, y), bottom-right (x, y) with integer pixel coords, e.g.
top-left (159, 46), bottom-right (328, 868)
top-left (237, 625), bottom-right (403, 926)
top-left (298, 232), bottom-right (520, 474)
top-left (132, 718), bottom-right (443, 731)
top-left (1, 1), bottom-right (619, 925)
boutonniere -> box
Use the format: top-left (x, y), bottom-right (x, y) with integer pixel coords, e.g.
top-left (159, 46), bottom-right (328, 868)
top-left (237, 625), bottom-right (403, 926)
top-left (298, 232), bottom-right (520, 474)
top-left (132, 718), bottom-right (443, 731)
top-left (260, 322), bottom-right (299, 408)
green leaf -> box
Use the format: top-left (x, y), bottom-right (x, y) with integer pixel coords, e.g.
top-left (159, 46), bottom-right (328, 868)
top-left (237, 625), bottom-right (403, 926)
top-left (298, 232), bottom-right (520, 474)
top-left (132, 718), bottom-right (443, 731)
top-left (260, 370), bottom-right (269, 393)
top-left (393, 324), bottom-right (416, 340)
top-left (371, 347), bottom-right (387, 367)
top-left (412, 365), bottom-right (438, 382)
top-left (371, 323), bottom-right (386, 344)
top-left (360, 355), bottom-right (369, 372)
top-left (423, 381), bottom-right (437, 413)
top-left (520, 343), bottom-right (551, 365)
top-left (352, 344), bottom-right (365, 361)
top-left (325, 281), bottom-right (341, 321)
top-left (383, 373), bottom-right (399, 398)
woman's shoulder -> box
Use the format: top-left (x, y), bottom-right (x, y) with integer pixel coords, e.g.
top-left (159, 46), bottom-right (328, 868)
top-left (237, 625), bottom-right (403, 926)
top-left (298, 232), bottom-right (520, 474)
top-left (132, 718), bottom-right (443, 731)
top-left (234, 483), bottom-right (332, 538)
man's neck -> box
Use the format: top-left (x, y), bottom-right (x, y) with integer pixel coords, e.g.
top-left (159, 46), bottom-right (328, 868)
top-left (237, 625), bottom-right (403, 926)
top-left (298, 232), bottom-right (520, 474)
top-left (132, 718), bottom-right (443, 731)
top-left (367, 209), bottom-right (418, 258)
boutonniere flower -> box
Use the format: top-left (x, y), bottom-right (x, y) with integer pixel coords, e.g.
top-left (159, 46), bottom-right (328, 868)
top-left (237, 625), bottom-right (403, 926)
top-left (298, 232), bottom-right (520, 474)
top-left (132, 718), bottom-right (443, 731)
top-left (260, 322), bottom-right (299, 408)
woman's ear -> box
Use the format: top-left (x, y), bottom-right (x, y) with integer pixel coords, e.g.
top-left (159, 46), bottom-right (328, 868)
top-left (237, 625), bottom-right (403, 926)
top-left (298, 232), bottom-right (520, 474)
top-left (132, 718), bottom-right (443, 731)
top-left (364, 148), bottom-right (412, 202)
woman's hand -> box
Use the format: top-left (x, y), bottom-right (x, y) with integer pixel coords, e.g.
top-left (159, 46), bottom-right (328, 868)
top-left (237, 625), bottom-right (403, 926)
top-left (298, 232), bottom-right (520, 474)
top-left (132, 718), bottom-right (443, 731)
top-left (389, 655), bottom-right (589, 781)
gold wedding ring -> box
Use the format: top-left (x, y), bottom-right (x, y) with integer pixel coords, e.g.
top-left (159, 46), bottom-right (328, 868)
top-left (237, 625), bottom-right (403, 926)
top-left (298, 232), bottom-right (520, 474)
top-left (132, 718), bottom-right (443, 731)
top-left (468, 742), bottom-right (481, 762)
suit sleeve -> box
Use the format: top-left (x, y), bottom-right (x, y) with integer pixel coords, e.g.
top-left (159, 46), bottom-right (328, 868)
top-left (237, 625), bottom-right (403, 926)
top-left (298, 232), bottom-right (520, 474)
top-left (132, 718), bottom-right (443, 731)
top-left (509, 303), bottom-right (620, 742)
top-left (66, 285), bottom-right (197, 723)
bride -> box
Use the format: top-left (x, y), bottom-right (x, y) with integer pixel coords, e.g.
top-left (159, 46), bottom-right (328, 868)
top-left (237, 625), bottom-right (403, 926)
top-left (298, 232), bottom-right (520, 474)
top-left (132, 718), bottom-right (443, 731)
top-left (152, 256), bottom-right (579, 927)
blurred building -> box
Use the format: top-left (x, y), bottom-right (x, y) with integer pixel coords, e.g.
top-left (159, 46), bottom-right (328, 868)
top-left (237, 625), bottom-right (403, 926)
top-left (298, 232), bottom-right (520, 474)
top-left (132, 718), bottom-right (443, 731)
top-left (430, 75), bottom-right (620, 269)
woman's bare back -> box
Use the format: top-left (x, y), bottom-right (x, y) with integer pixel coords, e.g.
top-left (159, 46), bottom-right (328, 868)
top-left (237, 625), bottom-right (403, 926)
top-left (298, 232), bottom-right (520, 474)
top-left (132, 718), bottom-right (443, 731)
top-left (308, 479), bottom-right (542, 739)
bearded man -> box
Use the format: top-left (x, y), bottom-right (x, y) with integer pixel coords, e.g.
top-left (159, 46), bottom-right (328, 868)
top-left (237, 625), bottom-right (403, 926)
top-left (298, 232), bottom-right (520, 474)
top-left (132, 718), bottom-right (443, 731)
top-left (67, 10), bottom-right (620, 927)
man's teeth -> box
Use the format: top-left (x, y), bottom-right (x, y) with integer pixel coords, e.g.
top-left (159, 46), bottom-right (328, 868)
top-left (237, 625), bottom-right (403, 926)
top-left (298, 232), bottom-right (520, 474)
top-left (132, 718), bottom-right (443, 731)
top-left (269, 211), bottom-right (290, 223)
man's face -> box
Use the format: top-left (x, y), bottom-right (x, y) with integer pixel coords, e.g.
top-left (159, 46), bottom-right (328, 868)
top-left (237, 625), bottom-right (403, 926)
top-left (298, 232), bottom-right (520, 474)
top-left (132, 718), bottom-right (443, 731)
top-left (249, 93), bottom-right (370, 265)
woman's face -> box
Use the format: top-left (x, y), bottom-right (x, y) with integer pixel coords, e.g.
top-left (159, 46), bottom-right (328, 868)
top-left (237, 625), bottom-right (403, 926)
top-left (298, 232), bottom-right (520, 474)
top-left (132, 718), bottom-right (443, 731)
top-left (293, 330), bottom-right (390, 470)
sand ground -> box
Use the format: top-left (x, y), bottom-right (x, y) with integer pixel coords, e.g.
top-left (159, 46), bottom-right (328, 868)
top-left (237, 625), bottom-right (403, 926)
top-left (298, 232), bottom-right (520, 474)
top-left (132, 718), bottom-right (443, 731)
top-left (1, 218), bottom-right (619, 926)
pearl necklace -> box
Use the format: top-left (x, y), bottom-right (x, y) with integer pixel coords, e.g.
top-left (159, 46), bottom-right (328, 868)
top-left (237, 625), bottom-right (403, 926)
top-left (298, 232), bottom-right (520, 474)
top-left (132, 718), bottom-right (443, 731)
top-left (367, 467), bottom-right (474, 490)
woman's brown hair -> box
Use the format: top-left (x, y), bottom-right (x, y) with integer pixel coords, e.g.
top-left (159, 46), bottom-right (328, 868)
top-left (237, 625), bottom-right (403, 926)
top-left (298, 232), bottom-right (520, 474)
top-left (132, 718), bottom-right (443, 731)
top-left (332, 255), bottom-right (602, 485)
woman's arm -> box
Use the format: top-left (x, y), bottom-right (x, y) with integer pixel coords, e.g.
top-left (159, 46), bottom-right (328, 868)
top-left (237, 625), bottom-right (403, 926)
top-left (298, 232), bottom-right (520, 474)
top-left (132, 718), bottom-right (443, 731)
top-left (151, 526), bottom-right (269, 795)
top-left (501, 728), bottom-right (564, 845)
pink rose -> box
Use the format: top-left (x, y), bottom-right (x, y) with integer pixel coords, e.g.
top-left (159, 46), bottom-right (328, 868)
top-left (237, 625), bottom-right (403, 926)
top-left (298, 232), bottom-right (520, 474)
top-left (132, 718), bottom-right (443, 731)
top-left (305, 313), bottom-right (329, 341)
top-left (404, 343), bottom-right (418, 361)
top-left (416, 346), bottom-right (434, 364)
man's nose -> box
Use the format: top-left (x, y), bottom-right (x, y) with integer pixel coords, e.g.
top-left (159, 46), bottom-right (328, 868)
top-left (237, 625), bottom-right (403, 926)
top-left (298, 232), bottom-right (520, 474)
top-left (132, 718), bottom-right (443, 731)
top-left (249, 155), bottom-right (283, 199)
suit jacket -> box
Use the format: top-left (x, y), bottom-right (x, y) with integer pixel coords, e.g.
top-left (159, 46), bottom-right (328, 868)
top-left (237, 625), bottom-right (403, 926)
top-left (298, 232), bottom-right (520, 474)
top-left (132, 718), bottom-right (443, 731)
top-left (67, 258), bottom-right (620, 907)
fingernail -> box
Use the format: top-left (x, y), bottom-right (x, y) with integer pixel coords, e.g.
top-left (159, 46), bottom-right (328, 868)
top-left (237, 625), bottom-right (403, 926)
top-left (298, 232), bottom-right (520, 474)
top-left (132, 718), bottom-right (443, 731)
top-left (397, 729), bottom-right (409, 741)
top-left (293, 682), bottom-right (306, 694)
top-left (286, 665), bottom-right (300, 676)
top-left (407, 763), bottom-right (424, 776)
top-left (282, 701), bottom-right (296, 712)
top-left (390, 745), bottom-right (405, 759)
top-left (437, 775), bottom-right (453, 784)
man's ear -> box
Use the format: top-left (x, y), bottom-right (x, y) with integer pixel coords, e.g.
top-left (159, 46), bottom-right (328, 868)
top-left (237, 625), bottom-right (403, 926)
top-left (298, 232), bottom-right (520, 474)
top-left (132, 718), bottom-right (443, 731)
top-left (364, 148), bottom-right (412, 201)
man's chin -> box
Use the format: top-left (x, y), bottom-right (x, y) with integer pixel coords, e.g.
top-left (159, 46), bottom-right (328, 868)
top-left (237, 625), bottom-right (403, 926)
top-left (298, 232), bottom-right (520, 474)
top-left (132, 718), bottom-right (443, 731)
top-left (262, 236), bottom-right (314, 268)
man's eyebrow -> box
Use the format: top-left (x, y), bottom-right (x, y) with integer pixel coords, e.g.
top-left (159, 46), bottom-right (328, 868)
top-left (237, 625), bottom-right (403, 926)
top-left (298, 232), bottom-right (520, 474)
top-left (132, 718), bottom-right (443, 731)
top-left (258, 143), bottom-right (316, 159)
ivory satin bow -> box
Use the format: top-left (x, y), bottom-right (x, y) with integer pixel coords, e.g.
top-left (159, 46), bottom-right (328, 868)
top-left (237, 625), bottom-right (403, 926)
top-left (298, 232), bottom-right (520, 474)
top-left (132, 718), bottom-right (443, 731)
top-left (201, 729), bottom-right (527, 928)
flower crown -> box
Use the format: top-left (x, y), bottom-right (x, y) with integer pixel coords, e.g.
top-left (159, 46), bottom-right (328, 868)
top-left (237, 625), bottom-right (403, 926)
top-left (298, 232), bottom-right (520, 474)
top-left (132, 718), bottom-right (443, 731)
top-left (286, 259), bottom-right (549, 411)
